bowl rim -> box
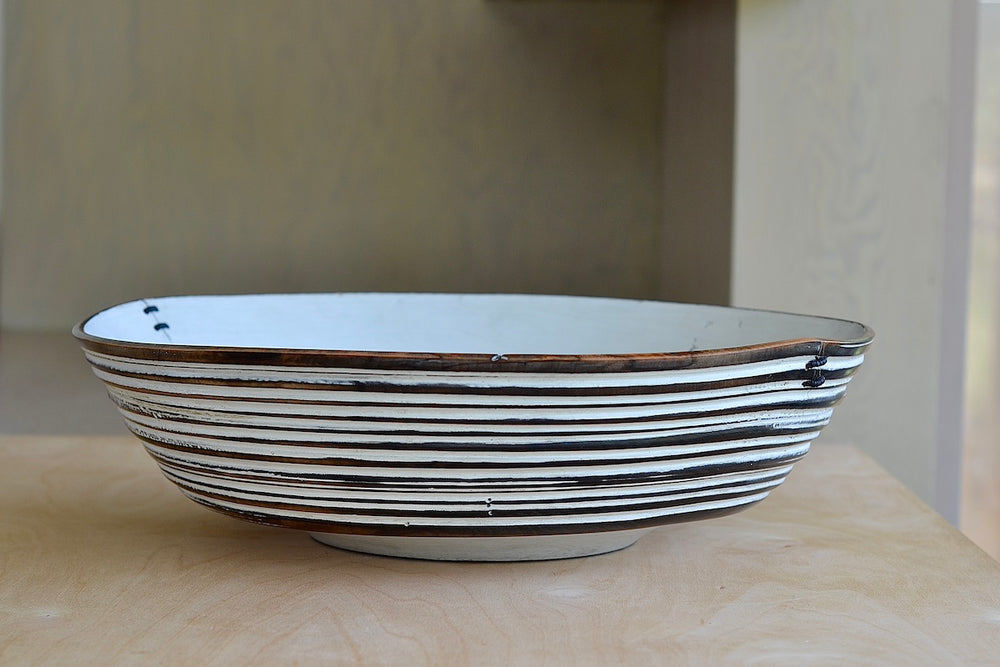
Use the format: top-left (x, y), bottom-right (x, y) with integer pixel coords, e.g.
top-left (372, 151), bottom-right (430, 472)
top-left (72, 292), bottom-right (874, 373)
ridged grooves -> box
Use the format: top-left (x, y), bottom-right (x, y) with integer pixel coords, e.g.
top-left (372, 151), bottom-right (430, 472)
top-left (79, 312), bottom-right (868, 539)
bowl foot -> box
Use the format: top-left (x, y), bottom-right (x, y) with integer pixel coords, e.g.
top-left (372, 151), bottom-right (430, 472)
top-left (308, 529), bottom-right (652, 562)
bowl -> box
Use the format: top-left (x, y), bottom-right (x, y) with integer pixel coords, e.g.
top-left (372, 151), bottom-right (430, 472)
top-left (74, 293), bottom-right (873, 561)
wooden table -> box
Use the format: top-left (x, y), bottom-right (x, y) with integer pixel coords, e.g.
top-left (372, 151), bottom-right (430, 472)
top-left (2, 436), bottom-right (998, 664)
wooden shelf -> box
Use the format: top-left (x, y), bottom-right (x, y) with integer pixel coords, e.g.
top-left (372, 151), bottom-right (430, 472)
top-left (2, 438), bottom-right (998, 663)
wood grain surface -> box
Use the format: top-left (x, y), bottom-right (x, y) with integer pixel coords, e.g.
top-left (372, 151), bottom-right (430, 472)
top-left (1, 437), bottom-right (997, 664)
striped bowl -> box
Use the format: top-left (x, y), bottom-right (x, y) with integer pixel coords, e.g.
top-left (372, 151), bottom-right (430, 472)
top-left (74, 293), bottom-right (873, 561)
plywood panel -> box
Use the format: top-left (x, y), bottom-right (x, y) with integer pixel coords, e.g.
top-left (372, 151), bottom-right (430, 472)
top-left (1, 1), bottom-right (663, 330)
top-left (732, 0), bottom-right (975, 518)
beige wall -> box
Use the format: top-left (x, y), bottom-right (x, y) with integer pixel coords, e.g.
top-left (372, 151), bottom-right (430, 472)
top-left (732, 0), bottom-right (975, 519)
top-left (1, 1), bottom-right (663, 330)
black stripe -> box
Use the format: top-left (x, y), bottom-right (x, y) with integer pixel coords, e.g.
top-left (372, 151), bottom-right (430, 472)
top-left (106, 384), bottom-right (846, 428)
top-left (180, 494), bottom-right (772, 537)
top-left (152, 452), bottom-right (791, 493)
top-left (128, 422), bottom-right (820, 462)
top-left (76, 325), bottom-right (871, 374)
top-left (164, 469), bottom-right (786, 509)
top-left (174, 481), bottom-right (776, 519)
top-left (111, 390), bottom-right (836, 433)
top-left (137, 433), bottom-right (809, 476)
top-left (89, 360), bottom-right (859, 397)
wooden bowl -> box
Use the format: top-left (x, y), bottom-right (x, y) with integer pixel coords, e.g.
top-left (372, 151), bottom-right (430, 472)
top-left (74, 293), bottom-right (873, 561)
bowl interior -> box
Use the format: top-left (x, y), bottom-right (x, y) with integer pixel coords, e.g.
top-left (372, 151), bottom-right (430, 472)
top-left (78, 293), bottom-right (871, 355)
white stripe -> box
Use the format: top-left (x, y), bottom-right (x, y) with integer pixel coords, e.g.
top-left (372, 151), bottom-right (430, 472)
top-left (85, 350), bottom-right (864, 389)
top-left (178, 488), bottom-right (773, 528)
top-left (165, 469), bottom-right (784, 514)
top-left (97, 374), bottom-right (845, 422)
top-left (138, 437), bottom-right (812, 477)
top-left (100, 371), bottom-right (853, 408)
top-left (114, 398), bottom-right (834, 436)
top-left (121, 407), bottom-right (831, 448)
top-left (160, 463), bottom-right (793, 502)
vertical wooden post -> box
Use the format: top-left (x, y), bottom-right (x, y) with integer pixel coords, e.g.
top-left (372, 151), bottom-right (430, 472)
top-left (661, 0), bottom-right (736, 305)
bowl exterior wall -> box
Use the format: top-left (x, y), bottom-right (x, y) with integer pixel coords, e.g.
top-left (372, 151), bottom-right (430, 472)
top-left (79, 343), bottom-right (867, 539)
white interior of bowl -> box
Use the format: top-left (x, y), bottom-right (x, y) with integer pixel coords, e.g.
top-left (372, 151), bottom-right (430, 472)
top-left (80, 293), bottom-right (870, 355)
